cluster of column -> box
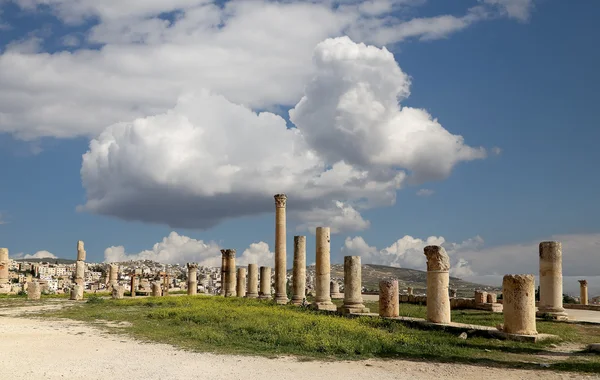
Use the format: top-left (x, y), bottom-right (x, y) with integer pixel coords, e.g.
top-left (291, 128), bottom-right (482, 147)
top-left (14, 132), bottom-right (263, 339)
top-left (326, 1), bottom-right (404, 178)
top-left (311, 227), bottom-right (337, 311)
top-left (70, 241), bottom-right (86, 301)
top-left (0, 248), bottom-right (10, 294)
top-left (579, 280), bottom-right (588, 305)
top-left (274, 194), bottom-right (289, 304)
top-left (187, 263), bottom-right (198, 296)
top-left (221, 249), bottom-right (237, 297)
top-left (537, 241), bottom-right (568, 320)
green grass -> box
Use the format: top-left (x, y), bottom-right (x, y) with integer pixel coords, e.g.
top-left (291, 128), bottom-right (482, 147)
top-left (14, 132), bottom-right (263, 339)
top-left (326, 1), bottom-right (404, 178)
top-left (37, 295), bottom-right (600, 373)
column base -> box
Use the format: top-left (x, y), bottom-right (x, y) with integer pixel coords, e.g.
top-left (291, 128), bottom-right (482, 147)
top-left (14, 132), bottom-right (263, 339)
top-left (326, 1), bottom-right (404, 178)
top-left (310, 301), bottom-right (337, 311)
top-left (330, 293), bottom-right (344, 299)
top-left (275, 297), bottom-right (289, 305)
top-left (258, 295), bottom-right (271, 300)
top-left (338, 304), bottom-right (370, 315)
top-left (246, 293), bottom-right (259, 299)
top-left (536, 309), bottom-right (569, 320)
top-left (290, 297), bottom-right (305, 305)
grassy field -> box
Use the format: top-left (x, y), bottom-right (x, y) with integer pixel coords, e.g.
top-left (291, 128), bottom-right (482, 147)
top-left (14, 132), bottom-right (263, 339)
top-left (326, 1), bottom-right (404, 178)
top-left (38, 295), bottom-right (600, 373)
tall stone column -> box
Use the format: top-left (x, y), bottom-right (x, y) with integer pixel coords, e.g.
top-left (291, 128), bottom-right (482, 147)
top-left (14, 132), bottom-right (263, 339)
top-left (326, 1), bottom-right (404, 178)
top-left (237, 268), bottom-right (247, 297)
top-left (537, 241), bottom-right (568, 320)
top-left (424, 245), bottom-right (451, 324)
top-left (579, 280), bottom-right (588, 305)
top-left (108, 264), bottom-right (118, 290)
top-left (221, 249), bottom-right (237, 297)
top-left (338, 256), bottom-right (369, 314)
top-left (311, 227), bottom-right (336, 311)
top-left (77, 240), bottom-right (86, 261)
top-left (0, 248), bottom-right (9, 285)
top-left (130, 276), bottom-right (137, 297)
top-left (274, 194), bottom-right (289, 304)
top-left (246, 264), bottom-right (259, 298)
top-left (291, 236), bottom-right (306, 305)
top-left (258, 266), bottom-right (272, 299)
top-left (187, 263), bottom-right (198, 296)
top-left (220, 253), bottom-right (227, 296)
top-left (502, 274), bottom-right (537, 335)
top-left (379, 279), bottom-right (399, 317)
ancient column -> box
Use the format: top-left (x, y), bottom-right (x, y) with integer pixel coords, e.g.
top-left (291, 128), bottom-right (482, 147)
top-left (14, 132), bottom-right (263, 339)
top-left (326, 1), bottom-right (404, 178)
top-left (291, 236), bottom-right (306, 305)
top-left (221, 249), bottom-right (236, 297)
top-left (0, 248), bottom-right (9, 285)
top-left (502, 274), bottom-right (537, 335)
top-left (424, 245), bottom-right (451, 324)
top-left (77, 240), bottom-right (86, 261)
top-left (274, 194), bottom-right (289, 304)
top-left (27, 282), bottom-right (41, 300)
top-left (108, 264), bottom-right (118, 290)
top-left (487, 293), bottom-right (497, 303)
top-left (130, 276), bottom-right (137, 297)
top-left (379, 279), bottom-right (399, 317)
top-left (246, 264), bottom-right (259, 298)
top-left (70, 284), bottom-right (84, 301)
top-left (579, 280), bottom-right (588, 305)
top-left (450, 289), bottom-right (457, 298)
top-left (537, 241), bottom-right (568, 319)
top-left (187, 263), bottom-right (198, 296)
top-left (311, 227), bottom-right (336, 311)
top-left (237, 268), bottom-right (246, 297)
top-left (112, 285), bottom-right (125, 299)
top-left (151, 281), bottom-right (163, 297)
top-left (258, 266), bottom-right (272, 299)
top-left (220, 253), bottom-right (226, 296)
top-left (407, 287), bottom-right (413, 296)
top-left (474, 290), bottom-right (487, 304)
top-left (338, 256), bottom-right (369, 314)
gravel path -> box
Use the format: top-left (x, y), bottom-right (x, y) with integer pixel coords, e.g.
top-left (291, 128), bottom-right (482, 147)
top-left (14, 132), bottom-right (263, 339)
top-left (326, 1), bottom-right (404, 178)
top-left (1, 303), bottom-right (598, 380)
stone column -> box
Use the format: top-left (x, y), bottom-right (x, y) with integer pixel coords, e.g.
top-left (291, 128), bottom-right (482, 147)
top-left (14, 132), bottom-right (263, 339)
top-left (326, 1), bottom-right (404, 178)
top-left (112, 285), bottom-right (125, 299)
top-left (77, 240), bottom-right (86, 261)
top-left (27, 282), bottom-right (41, 300)
top-left (0, 248), bottom-right (9, 285)
top-left (246, 264), bottom-right (259, 298)
top-left (579, 280), bottom-right (588, 305)
top-left (237, 268), bottom-right (246, 297)
top-left (187, 263), bottom-right (198, 296)
top-left (151, 282), bottom-right (163, 297)
top-left (74, 260), bottom-right (85, 287)
top-left (537, 241), bottom-right (568, 319)
top-left (487, 293), bottom-right (498, 303)
top-left (502, 274), bottom-right (537, 335)
top-left (274, 194), bottom-right (289, 304)
top-left (221, 249), bottom-right (237, 297)
top-left (291, 236), bottom-right (306, 305)
top-left (424, 245), bottom-right (451, 324)
top-left (108, 264), bottom-right (118, 290)
top-left (130, 276), bottom-right (137, 297)
top-left (379, 280), bottom-right (399, 317)
top-left (311, 227), bottom-right (336, 311)
top-left (338, 256), bottom-right (369, 314)
top-left (474, 290), bottom-right (487, 304)
top-left (450, 289), bottom-right (457, 298)
top-left (407, 287), bottom-right (413, 296)
top-left (70, 284), bottom-right (84, 301)
top-left (220, 253), bottom-right (226, 296)
top-left (258, 266), bottom-right (272, 299)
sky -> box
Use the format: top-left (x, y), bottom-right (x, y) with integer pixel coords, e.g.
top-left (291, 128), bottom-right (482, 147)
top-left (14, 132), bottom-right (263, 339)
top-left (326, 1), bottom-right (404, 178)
top-left (0, 0), bottom-right (599, 296)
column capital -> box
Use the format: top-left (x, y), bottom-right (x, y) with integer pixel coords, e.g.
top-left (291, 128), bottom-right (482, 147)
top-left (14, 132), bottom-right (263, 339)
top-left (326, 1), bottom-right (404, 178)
top-left (539, 241), bottom-right (562, 260)
top-left (424, 245), bottom-right (450, 271)
top-left (187, 263), bottom-right (198, 269)
top-left (274, 194), bottom-right (287, 208)
top-left (579, 279), bottom-right (588, 286)
top-left (220, 249), bottom-right (236, 258)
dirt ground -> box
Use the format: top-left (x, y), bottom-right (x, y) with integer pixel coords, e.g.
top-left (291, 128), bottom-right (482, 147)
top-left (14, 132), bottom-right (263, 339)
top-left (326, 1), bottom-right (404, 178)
top-left (1, 303), bottom-right (598, 380)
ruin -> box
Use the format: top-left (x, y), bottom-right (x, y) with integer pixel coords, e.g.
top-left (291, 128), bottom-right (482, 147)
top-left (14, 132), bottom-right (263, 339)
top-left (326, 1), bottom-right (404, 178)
top-left (0, 248), bottom-right (10, 294)
top-left (537, 241), bottom-right (568, 320)
top-left (311, 227), bottom-right (337, 311)
top-left (474, 290), bottom-right (487, 304)
top-left (274, 194), bottom-right (289, 304)
top-left (27, 281), bottom-right (41, 300)
top-left (151, 281), bottom-right (162, 297)
top-left (379, 279), bottom-right (399, 317)
top-left (291, 236), bottom-right (306, 305)
top-left (450, 288), bottom-right (457, 298)
top-left (237, 267), bottom-right (246, 297)
top-left (487, 293), bottom-right (497, 303)
top-left (330, 281), bottom-right (343, 299)
top-left (246, 264), bottom-right (259, 298)
top-left (407, 287), bottom-right (413, 296)
top-left (258, 266), bottom-right (272, 299)
top-left (112, 285), bottom-right (125, 299)
top-left (502, 274), bottom-right (537, 335)
top-left (187, 263), bottom-right (198, 296)
top-left (221, 249), bottom-right (237, 297)
top-left (338, 256), bottom-right (369, 314)
top-left (424, 245), bottom-right (451, 324)
top-left (579, 280), bottom-right (588, 305)
top-left (108, 264), bottom-right (119, 290)
top-left (70, 284), bottom-right (84, 301)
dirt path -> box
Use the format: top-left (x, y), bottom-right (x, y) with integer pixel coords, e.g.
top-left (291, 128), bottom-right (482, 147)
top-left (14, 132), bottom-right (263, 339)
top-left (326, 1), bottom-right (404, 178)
top-left (0, 303), bottom-right (598, 380)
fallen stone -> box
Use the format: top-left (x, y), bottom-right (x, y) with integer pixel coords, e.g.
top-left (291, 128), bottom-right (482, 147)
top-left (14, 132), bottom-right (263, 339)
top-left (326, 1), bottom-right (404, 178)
top-left (458, 332), bottom-right (468, 340)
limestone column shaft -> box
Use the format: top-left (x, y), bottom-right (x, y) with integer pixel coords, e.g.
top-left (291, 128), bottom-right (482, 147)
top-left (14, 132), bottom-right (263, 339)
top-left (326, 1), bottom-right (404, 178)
top-left (222, 249), bottom-right (237, 297)
top-left (274, 194), bottom-right (289, 304)
top-left (424, 245), bottom-right (451, 324)
top-left (338, 256), bottom-right (369, 314)
top-left (503, 274), bottom-right (537, 335)
top-left (220, 254), bottom-right (226, 296)
top-left (108, 264), bottom-right (118, 289)
top-left (75, 260), bottom-right (85, 286)
top-left (579, 280), bottom-right (588, 305)
top-left (187, 263), bottom-right (198, 296)
top-left (237, 268), bottom-right (246, 297)
top-left (151, 282), bottom-right (162, 297)
top-left (379, 280), bottom-right (399, 317)
top-left (291, 236), bottom-right (306, 305)
top-left (130, 276), bottom-right (137, 297)
top-left (0, 248), bottom-right (9, 284)
top-left (247, 264), bottom-right (259, 298)
top-left (538, 241), bottom-right (567, 319)
top-left (259, 266), bottom-right (272, 299)
top-left (311, 227), bottom-right (336, 311)
top-left (77, 240), bottom-right (86, 261)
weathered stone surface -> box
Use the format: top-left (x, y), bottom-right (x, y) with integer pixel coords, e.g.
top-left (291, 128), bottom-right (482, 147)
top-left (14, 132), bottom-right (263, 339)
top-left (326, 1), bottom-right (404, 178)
top-left (424, 245), bottom-right (451, 324)
top-left (474, 290), bottom-right (487, 304)
top-left (246, 264), bottom-right (259, 298)
top-left (379, 279), bottom-right (399, 317)
top-left (258, 266), bottom-right (272, 299)
top-left (76, 240), bottom-right (86, 261)
top-left (112, 285), bottom-right (125, 299)
top-left (311, 227), bottom-right (336, 311)
top-left (75, 260), bottom-right (85, 280)
top-left (487, 293), bottom-right (498, 303)
top-left (187, 263), bottom-right (198, 296)
top-left (236, 267), bottom-right (246, 297)
top-left (151, 282), bottom-right (163, 297)
top-left (424, 245), bottom-right (450, 272)
top-left (220, 254), bottom-right (226, 296)
top-left (291, 236), bottom-right (306, 305)
top-left (0, 247), bottom-right (9, 285)
top-left (579, 279), bottom-right (588, 305)
top-left (221, 249), bottom-right (237, 297)
top-left (70, 285), bottom-right (84, 301)
top-left (330, 281), bottom-right (343, 299)
top-left (338, 256), bottom-right (369, 314)
top-left (130, 276), bottom-right (138, 297)
top-left (27, 282), bottom-right (41, 300)
top-left (537, 241), bottom-right (567, 320)
top-left (274, 194), bottom-right (288, 305)
top-left (503, 274), bottom-right (537, 335)
top-left (108, 264), bottom-right (119, 289)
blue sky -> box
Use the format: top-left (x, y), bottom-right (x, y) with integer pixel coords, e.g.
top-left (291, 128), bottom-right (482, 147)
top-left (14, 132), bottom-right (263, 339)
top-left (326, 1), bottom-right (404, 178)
top-left (0, 0), bottom-right (598, 294)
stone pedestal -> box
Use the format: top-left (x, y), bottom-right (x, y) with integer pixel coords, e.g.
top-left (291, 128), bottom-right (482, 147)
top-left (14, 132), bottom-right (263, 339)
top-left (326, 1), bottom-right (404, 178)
top-left (338, 256), bottom-right (369, 314)
top-left (330, 281), bottom-right (344, 299)
top-left (151, 282), bottom-right (163, 297)
top-left (311, 227), bottom-right (337, 311)
top-left (474, 290), bottom-right (487, 304)
top-left (291, 236), bottom-right (306, 305)
top-left (70, 285), bottom-right (84, 301)
top-left (27, 282), bottom-right (41, 300)
top-left (221, 249), bottom-right (237, 297)
top-left (274, 194), bottom-right (289, 304)
top-left (379, 280), bottom-right (399, 317)
top-left (187, 263), bottom-right (198, 296)
top-left (258, 266), bottom-right (272, 299)
top-left (503, 274), bottom-right (537, 335)
top-left (537, 241), bottom-right (568, 320)
top-left (579, 280), bottom-right (588, 305)
top-left (424, 245), bottom-right (451, 324)
top-left (487, 293), bottom-right (498, 303)
top-left (237, 268), bottom-right (247, 297)
top-left (112, 285), bottom-right (125, 299)
top-left (246, 264), bottom-right (259, 298)
top-left (76, 240), bottom-right (86, 261)
top-left (0, 248), bottom-right (9, 285)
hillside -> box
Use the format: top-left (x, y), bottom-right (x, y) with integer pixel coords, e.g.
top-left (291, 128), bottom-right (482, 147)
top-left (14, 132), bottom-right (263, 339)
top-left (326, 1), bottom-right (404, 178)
top-left (13, 258), bottom-right (77, 264)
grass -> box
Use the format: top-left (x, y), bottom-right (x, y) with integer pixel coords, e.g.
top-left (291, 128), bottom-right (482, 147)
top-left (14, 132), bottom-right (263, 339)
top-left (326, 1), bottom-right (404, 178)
top-left (37, 295), bottom-right (600, 373)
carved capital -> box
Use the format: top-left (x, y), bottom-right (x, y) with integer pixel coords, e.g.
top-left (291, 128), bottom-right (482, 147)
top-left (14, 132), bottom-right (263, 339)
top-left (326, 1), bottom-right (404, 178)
top-left (221, 249), bottom-right (236, 258)
top-left (187, 263), bottom-right (198, 270)
top-left (424, 245), bottom-right (450, 272)
top-left (274, 194), bottom-right (287, 208)
top-left (579, 279), bottom-right (588, 287)
top-left (539, 241), bottom-right (562, 261)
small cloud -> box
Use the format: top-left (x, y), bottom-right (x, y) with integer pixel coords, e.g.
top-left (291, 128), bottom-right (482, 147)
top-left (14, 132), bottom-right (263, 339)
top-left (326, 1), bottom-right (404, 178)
top-left (61, 35), bottom-right (80, 47)
top-left (13, 250), bottom-right (58, 260)
top-left (491, 146), bottom-right (502, 156)
top-left (416, 189), bottom-right (434, 197)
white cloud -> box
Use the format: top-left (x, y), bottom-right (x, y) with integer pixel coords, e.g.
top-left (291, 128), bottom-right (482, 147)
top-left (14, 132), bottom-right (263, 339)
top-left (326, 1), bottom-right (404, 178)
top-left (237, 242), bottom-right (274, 267)
top-left (481, 0), bottom-right (535, 22)
top-left (416, 188), bottom-right (434, 197)
top-left (491, 146), bottom-right (502, 155)
top-left (12, 250), bottom-right (58, 260)
top-left (79, 37), bottom-right (484, 230)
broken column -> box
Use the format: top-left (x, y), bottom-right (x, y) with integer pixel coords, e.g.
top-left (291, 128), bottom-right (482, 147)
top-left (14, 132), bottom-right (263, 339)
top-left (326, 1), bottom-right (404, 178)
top-left (579, 280), bottom-right (588, 305)
top-left (537, 241), bottom-right (568, 320)
top-left (130, 275), bottom-right (137, 297)
top-left (237, 267), bottom-right (246, 297)
top-left (27, 282), bottom-right (41, 300)
top-left (221, 249), bottom-right (237, 297)
top-left (274, 194), bottom-right (289, 304)
top-left (487, 293), bottom-right (498, 303)
top-left (70, 284), bottom-right (84, 301)
top-left (112, 285), bottom-right (125, 299)
top-left (0, 248), bottom-right (9, 294)
top-left (258, 266), bottom-right (272, 299)
top-left (108, 264), bottom-right (118, 290)
top-left (291, 236), bottom-right (306, 305)
top-left (474, 290), bottom-right (488, 304)
top-left (502, 274), bottom-right (537, 335)
top-left (151, 281), bottom-right (163, 297)
top-left (379, 279), bottom-right (399, 317)
top-left (187, 263), bottom-right (198, 296)
top-left (330, 281), bottom-right (344, 299)
top-left (311, 227), bottom-right (336, 311)
top-left (246, 264), bottom-right (259, 298)
top-left (338, 256), bottom-right (369, 314)
top-left (424, 245), bottom-right (451, 324)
